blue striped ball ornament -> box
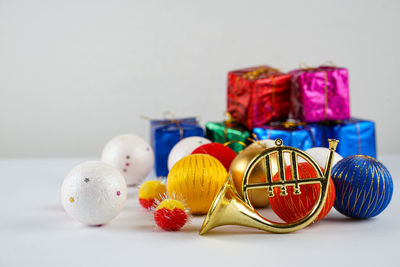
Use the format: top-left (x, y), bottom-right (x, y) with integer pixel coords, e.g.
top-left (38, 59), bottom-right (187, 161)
top-left (331, 155), bottom-right (393, 218)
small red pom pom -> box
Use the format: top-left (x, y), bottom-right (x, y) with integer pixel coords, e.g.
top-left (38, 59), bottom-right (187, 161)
top-left (139, 198), bottom-right (156, 210)
top-left (191, 142), bottom-right (236, 170)
top-left (269, 162), bottom-right (335, 223)
top-left (154, 199), bottom-right (188, 231)
top-left (154, 208), bottom-right (188, 231)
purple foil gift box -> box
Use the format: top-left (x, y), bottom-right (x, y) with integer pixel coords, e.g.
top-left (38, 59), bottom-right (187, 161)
top-left (290, 66), bottom-right (350, 122)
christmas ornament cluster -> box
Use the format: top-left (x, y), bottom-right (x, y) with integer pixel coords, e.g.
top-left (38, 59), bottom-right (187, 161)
top-left (61, 64), bottom-right (393, 234)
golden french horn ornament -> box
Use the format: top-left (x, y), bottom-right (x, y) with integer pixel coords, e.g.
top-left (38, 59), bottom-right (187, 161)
top-left (199, 138), bottom-right (339, 234)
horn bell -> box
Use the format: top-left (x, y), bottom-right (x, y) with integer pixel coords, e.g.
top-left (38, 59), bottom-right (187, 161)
top-left (199, 173), bottom-right (273, 235)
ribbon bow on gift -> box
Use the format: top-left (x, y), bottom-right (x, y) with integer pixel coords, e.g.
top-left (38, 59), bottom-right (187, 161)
top-left (242, 67), bottom-right (280, 80)
top-left (223, 112), bottom-right (238, 128)
top-left (278, 121), bottom-right (306, 129)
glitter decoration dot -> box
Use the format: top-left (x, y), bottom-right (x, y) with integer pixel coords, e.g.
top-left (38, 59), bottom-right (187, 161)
top-left (123, 168), bottom-right (127, 172)
top-left (117, 191), bottom-right (121, 196)
top-left (125, 163), bottom-right (130, 167)
top-left (69, 197), bottom-right (74, 203)
top-left (126, 155), bottom-right (130, 159)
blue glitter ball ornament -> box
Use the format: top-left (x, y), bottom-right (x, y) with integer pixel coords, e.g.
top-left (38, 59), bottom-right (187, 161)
top-left (331, 155), bottom-right (393, 218)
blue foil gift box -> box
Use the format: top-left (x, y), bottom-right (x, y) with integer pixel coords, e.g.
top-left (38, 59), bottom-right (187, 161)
top-left (150, 117), bottom-right (204, 177)
top-left (252, 122), bottom-right (323, 150)
top-left (317, 118), bottom-right (376, 158)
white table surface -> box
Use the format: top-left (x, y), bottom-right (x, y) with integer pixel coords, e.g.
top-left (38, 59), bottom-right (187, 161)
top-left (0, 156), bottom-right (398, 267)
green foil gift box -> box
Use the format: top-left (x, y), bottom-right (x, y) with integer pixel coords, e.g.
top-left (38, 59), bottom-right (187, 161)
top-left (205, 121), bottom-right (250, 153)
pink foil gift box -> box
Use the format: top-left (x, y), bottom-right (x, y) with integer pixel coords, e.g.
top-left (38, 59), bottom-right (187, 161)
top-left (290, 66), bottom-right (350, 122)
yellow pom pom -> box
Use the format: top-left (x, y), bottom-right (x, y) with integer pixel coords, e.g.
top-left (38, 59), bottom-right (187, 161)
top-left (167, 154), bottom-right (227, 215)
top-left (138, 180), bottom-right (167, 209)
top-left (156, 199), bottom-right (186, 211)
top-left (139, 180), bottom-right (166, 199)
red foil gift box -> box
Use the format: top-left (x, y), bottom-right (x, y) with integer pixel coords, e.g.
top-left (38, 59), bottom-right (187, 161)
top-left (227, 66), bottom-right (292, 129)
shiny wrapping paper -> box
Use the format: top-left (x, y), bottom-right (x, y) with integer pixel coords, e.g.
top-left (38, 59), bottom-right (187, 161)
top-left (290, 66), bottom-right (350, 122)
top-left (315, 118), bottom-right (376, 158)
top-left (150, 117), bottom-right (204, 177)
top-left (252, 124), bottom-right (323, 151)
top-left (205, 122), bottom-right (250, 153)
top-left (227, 66), bottom-right (292, 129)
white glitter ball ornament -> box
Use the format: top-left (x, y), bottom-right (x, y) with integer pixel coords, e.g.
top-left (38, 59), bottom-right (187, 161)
top-left (304, 147), bottom-right (343, 168)
top-left (101, 134), bottom-right (154, 186)
top-left (61, 161), bottom-right (127, 226)
top-left (167, 136), bottom-right (211, 170)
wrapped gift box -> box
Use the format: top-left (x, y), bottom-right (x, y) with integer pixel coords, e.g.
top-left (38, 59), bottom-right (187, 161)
top-left (290, 65), bottom-right (350, 122)
top-left (205, 121), bottom-right (250, 153)
top-left (315, 118), bottom-right (377, 158)
top-left (227, 66), bottom-right (292, 129)
top-left (252, 122), bottom-right (323, 151)
top-left (150, 117), bottom-right (204, 177)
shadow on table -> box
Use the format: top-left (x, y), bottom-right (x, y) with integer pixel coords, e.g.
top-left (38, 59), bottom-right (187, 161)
top-left (322, 213), bottom-right (374, 223)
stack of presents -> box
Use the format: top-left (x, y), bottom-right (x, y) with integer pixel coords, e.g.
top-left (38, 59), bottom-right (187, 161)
top-left (150, 65), bottom-right (376, 177)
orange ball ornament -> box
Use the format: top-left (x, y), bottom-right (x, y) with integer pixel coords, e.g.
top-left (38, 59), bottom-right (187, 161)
top-left (167, 154), bottom-right (227, 215)
top-left (269, 162), bottom-right (335, 223)
top-left (138, 180), bottom-right (167, 210)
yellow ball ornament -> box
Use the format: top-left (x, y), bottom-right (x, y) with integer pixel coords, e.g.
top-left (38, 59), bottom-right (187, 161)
top-left (167, 154), bottom-right (227, 215)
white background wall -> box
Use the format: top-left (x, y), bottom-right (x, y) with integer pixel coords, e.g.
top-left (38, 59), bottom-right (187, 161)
top-left (0, 0), bottom-right (399, 157)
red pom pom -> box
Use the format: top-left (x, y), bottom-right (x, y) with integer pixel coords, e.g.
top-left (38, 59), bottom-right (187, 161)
top-left (191, 143), bottom-right (236, 170)
top-left (154, 208), bottom-right (188, 231)
top-left (269, 162), bottom-right (335, 223)
top-left (139, 198), bottom-right (156, 210)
